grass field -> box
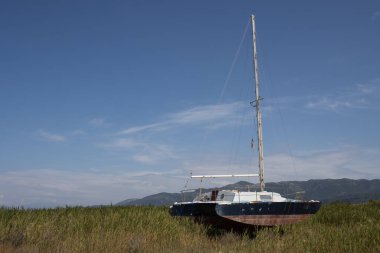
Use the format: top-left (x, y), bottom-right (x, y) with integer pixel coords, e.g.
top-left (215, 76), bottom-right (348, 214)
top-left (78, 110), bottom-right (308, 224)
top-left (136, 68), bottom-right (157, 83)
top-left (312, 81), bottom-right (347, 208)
top-left (0, 201), bottom-right (379, 252)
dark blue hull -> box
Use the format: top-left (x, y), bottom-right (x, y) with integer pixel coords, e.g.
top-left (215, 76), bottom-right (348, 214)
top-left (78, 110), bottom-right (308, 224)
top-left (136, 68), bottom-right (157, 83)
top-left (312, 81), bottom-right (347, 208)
top-left (170, 201), bottom-right (321, 227)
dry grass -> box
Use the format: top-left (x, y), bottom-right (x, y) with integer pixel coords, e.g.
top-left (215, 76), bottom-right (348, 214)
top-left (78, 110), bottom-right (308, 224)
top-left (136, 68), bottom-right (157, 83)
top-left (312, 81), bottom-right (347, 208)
top-left (0, 201), bottom-right (379, 252)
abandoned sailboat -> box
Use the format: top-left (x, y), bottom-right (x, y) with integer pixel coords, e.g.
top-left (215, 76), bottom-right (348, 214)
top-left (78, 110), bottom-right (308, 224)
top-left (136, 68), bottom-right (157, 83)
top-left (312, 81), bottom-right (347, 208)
top-left (169, 15), bottom-right (321, 228)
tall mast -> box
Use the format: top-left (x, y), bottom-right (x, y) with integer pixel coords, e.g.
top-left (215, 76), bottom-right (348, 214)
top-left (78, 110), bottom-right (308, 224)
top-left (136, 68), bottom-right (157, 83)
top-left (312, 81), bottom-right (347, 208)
top-left (251, 15), bottom-right (265, 192)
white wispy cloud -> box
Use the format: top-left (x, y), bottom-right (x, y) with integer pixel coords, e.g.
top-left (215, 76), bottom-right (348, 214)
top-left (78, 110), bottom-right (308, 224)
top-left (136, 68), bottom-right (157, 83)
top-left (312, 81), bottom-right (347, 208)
top-left (89, 118), bottom-right (112, 127)
top-left (184, 147), bottom-right (380, 185)
top-left (109, 102), bottom-right (249, 165)
top-left (306, 97), bottom-right (357, 111)
top-left (100, 138), bottom-right (178, 165)
top-left (306, 79), bottom-right (380, 112)
top-left (70, 129), bottom-right (86, 136)
top-left (119, 122), bottom-right (167, 135)
top-left (37, 130), bottom-right (66, 142)
top-left (101, 138), bottom-right (146, 149)
top-left (132, 144), bottom-right (176, 165)
top-left (1, 147), bottom-right (378, 207)
top-left (267, 148), bottom-right (380, 181)
top-left (168, 103), bottom-right (243, 124)
top-left (118, 102), bottom-right (246, 135)
top-left (355, 79), bottom-right (380, 94)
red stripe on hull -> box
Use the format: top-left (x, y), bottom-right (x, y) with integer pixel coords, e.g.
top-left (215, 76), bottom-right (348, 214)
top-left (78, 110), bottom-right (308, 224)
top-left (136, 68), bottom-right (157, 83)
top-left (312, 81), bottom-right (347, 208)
top-left (221, 214), bottom-right (312, 226)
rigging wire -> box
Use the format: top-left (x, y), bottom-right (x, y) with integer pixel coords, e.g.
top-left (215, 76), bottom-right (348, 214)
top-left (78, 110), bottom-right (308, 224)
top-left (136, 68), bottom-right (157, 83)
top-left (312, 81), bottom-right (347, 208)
top-left (186, 17), bottom-right (251, 189)
top-left (218, 18), bottom-right (251, 104)
top-left (256, 32), bottom-right (298, 180)
top-left (221, 17), bottom-right (252, 176)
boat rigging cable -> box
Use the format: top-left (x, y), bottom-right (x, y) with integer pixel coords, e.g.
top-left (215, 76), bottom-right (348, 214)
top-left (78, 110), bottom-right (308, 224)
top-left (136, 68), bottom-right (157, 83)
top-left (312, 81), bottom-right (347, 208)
top-left (218, 18), bottom-right (253, 174)
top-left (218, 18), bottom-right (251, 104)
top-left (252, 19), bottom-right (298, 196)
top-left (254, 27), bottom-right (298, 179)
top-left (189, 18), bottom-right (252, 187)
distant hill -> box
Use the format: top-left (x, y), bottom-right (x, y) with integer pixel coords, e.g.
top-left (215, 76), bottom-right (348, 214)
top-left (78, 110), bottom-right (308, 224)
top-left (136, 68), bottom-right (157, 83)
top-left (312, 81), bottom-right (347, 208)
top-left (115, 198), bottom-right (139, 206)
top-left (117, 193), bottom-right (181, 206)
top-left (115, 178), bottom-right (380, 206)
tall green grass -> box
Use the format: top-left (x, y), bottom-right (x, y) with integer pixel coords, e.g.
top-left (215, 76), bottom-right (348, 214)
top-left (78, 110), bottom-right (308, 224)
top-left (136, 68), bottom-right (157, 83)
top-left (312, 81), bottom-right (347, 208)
top-left (0, 201), bottom-right (379, 252)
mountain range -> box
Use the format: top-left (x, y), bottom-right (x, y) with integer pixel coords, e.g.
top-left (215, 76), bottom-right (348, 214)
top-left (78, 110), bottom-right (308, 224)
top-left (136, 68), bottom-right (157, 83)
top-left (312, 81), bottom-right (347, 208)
top-left (116, 178), bottom-right (380, 206)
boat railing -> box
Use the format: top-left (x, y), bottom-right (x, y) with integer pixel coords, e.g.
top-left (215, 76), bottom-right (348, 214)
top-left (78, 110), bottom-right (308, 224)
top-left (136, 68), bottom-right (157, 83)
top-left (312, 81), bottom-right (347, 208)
top-left (281, 191), bottom-right (306, 200)
top-left (191, 174), bottom-right (259, 179)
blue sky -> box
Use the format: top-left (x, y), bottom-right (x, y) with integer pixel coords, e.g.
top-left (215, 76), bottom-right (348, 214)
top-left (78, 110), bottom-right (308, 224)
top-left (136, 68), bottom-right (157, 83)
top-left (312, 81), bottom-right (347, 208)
top-left (1, 0), bottom-right (379, 207)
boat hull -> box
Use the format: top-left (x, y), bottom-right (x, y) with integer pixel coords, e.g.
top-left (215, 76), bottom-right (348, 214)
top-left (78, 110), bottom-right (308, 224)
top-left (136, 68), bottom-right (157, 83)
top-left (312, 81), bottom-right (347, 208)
top-left (170, 201), bottom-right (321, 228)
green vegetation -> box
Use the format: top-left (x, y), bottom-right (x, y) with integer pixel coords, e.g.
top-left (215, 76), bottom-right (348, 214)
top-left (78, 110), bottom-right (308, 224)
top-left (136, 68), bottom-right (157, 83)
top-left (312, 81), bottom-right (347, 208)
top-left (0, 201), bottom-right (379, 252)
